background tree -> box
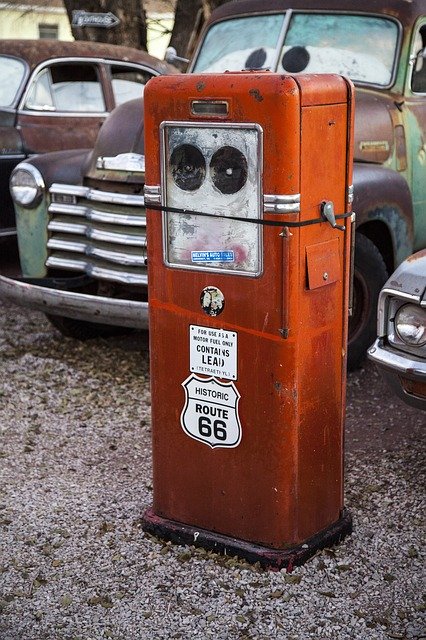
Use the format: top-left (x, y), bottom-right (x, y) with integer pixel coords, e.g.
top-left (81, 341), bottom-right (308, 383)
top-left (63, 0), bottom-right (231, 59)
top-left (169, 0), bottom-right (229, 60)
top-left (63, 0), bottom-right (148, 50)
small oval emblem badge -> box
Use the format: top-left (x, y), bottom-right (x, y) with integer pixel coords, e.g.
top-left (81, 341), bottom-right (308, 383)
top-left (200, 286), bottom-right (225, 316)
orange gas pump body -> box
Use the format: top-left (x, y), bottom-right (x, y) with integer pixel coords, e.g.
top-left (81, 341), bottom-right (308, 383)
top-left (143, 72), bottom-right (354, 569)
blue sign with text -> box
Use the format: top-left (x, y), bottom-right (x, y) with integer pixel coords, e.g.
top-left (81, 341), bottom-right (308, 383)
top-left (191, 251), bottom-right (235, 263)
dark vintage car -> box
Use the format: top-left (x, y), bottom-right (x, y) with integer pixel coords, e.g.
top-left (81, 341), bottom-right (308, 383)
top-left (0, 39), bottom-right (176, 240)
top-left (368, 249), bottom-right (426, 410)
top-left (1, 0), bottom-right (426, 370)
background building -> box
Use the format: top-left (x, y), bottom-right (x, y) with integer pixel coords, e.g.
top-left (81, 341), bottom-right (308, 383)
top-left (0, 0), bottom-right (174, 58)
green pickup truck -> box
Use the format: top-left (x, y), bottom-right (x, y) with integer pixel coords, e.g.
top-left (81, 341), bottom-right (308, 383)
top-left (2, 0), bottom-right (425, 370)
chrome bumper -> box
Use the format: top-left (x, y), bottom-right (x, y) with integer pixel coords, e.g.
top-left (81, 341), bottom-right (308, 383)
top-left (368, 338), bottom-right (426, 379)
top-left (0, 275), bottom-right (149, 329)
top-left (368, 338), bottom-right (426, 409)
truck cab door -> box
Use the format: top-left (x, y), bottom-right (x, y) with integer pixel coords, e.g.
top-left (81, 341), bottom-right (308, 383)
top-left (405, 20), bottom-right (426, 251)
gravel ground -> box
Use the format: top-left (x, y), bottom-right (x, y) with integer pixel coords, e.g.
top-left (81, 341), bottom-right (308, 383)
top-left (0, 300), bottom-right (424, 640)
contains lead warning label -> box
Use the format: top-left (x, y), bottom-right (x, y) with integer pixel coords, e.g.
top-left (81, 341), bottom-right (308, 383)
top-left (181, 374), bottom-right (242, 449)
top-left (190, 325), bottom-right (237, 380)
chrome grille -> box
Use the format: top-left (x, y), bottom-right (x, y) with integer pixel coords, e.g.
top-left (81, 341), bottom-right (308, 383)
top-left (47, 183), bottom-right (147, 285)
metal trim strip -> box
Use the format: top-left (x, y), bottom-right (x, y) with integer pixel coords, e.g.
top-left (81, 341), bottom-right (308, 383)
top-left (50, 183), bottom-right (145, 207)
top-left (263, 193), bottom-right (301, 213)
top-left (144, 185), bottom-right (162, 205)
top-left (47, 220), bottom-right (146, 246)
top-left (47, 238), bottom-right (146, 267)
top-left (48, 203), bottom-right (146, 226)
top-left (45, 256), bottom-right (147, 285)
top-left (0, 275), bottom-right (148, 329)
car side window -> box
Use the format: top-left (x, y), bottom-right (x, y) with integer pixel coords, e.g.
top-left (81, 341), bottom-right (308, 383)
top-left (24, 68), bottom-right (54, 110)
top-left (0, 55), bottom-right (27, 107)
top-left (24, 62), bottom-right (106, 113)
top-left (411, 25), bottom-right (426, 94)
top-left (110, 65), bottom-right (155, 106)
top-left (50, 63), bottom-right (105, 112)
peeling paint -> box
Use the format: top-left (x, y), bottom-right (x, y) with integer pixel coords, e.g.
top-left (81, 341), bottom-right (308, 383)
top-left (249, 88), bottom-right (264, 102)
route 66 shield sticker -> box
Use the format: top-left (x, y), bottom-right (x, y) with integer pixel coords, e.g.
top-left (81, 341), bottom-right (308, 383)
top-left (181, 374), bottom-right (242, 449)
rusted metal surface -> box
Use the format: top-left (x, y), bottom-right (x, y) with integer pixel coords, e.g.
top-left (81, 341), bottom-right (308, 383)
top-left (17, 114), bottom-right (104, 156)
top-left (0, 39), bottom-right (175, 79)
top-left (401, 378), bottom-right (426, 399)
top-left (85, 99), bottom-right (145, 183)
top-left (352, 163), bottom-right (414, 265)
top-left (353, 92), bottom-right (394, 164)
top-left (143, 72), bottom-right (354, 563)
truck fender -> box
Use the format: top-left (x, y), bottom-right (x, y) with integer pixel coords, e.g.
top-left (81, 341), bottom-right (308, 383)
top-left (353, 163), bottom-right (414, 269)
top-left (24, 147), bottom-right (92, 188)
top-left (13, 149), bottom-right (91, 277)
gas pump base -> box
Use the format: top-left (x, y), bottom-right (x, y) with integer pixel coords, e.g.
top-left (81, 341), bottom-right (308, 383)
top-left (142, 508), bottom-right (353, 571)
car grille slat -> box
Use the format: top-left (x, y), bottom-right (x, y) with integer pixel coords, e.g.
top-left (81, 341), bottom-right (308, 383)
top-left (45, 254), bottom-right (148, 285)
top-left (48, 183), bottom-right (147, 285)
top-left (47, 235), bottom-right (147, 267)
top-left (49, 203), bottom-right (146, 226)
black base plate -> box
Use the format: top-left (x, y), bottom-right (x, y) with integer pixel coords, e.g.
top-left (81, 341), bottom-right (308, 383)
top-left (142, 507), bottom-right (352, 571)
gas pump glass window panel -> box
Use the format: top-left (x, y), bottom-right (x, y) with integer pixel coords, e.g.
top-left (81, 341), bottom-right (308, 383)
top-left (162, 123), bottom-right (262, 276)
top-left (193, 12), bottom-right (398, 87)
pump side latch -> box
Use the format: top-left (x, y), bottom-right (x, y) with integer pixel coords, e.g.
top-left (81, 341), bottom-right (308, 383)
top-left (321, 201), bottom-right (345, 231)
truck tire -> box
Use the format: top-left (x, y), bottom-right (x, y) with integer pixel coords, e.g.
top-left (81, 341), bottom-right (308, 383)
top-left (46, 314), bottom-right (129, 340)
top-left (347, 233), bottom-right (388, 371)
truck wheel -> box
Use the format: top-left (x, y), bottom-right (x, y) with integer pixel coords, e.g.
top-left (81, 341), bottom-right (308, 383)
top-left (347, 234), bottom-right (388, 371)
top-left (46, 314), bottom-right (129, 340)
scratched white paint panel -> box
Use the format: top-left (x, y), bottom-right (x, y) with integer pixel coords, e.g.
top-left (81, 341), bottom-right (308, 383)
top-left (165, 125), bottom-right (261, 275)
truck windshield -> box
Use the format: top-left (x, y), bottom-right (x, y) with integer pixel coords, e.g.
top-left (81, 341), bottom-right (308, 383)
top-left (192, 12), bottom-right (399, 87)
top-left (0, 55), bottom-right (26, 107)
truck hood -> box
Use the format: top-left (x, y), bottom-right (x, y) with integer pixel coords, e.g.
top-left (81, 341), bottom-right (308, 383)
top-left (84, 89), bottom-right (397, 184)
top-left (354, 90), bottom-right (395, 164)
top-left (84, 98), bottom-right (146, 185)
top-left (385, 249), bottom-right (426, 303)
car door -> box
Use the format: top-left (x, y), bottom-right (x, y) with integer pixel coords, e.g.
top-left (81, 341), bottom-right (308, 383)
top-left (405, 19), bottom-right (426, 251)
top-left (16, 59), bottom-right (110, 155)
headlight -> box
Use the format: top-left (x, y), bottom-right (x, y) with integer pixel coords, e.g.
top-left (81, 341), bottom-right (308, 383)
top-left (10, 162), bottom-right (44, 208)
top-left (395, 304), bottom-right (426, 346)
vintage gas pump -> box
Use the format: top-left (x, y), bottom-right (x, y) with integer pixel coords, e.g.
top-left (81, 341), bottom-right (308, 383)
top-left (142, 72), bottom-right (354, 569)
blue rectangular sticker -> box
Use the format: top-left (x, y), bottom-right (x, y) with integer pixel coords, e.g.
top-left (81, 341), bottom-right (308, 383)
top-left (191, 251), bottom-right (235, 263)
